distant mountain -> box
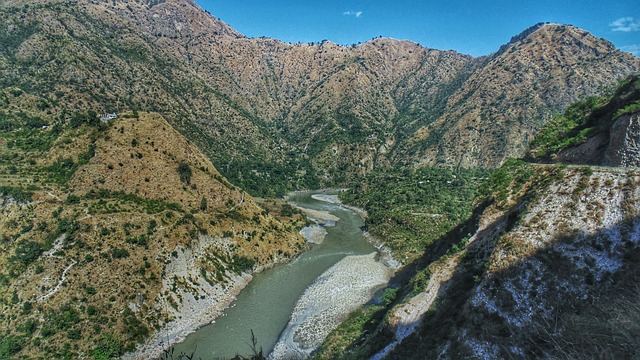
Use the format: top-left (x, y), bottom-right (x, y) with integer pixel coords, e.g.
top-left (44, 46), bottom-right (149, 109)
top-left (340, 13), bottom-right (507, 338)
top-left (1, 1), bottom-right (638, 195)
top-left (403, 23), bottom-right (640, 168)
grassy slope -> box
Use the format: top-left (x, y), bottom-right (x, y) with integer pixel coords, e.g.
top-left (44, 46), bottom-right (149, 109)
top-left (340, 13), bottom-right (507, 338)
top-left (0, 111), bottom-right (307, 359)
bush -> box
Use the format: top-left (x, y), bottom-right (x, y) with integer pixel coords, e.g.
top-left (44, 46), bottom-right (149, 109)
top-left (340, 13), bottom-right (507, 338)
top-left (10, 240), bottom-right (43, 268)
top-left (0, 335), bottom-right (24, 358)
top-left (0, 186), bottom-right (33, 202)
top-left (231, 255), bottom-right (255, 274)
top-left (91, 333), bottom-right (122, 360)
top-left (381, 288), bottom-right (398, 305)
top-left (111, 248), bottom-right (129, 259)
top-left (177, 163), bottom-right (192, 185)
top-left (65, 195), bottom-right (80, 204)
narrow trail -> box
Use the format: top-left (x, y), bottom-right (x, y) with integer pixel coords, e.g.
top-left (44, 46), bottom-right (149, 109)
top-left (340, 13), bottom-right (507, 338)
top-left (38, 259), bottom-right (77, 302)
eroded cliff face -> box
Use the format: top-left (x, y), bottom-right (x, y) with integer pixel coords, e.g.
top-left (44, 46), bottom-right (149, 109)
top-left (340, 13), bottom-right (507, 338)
top-left (376, 165), bottom-right (640, 359)
top-left (605, 112), bottom-right (640, 166)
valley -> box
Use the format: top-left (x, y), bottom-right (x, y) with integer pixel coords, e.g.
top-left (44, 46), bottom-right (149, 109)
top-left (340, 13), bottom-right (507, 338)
top-left (0, 0), bottom-right (639, 359)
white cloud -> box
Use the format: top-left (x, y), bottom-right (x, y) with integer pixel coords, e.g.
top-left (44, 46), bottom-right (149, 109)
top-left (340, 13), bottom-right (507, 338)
top-left (343, 10), bottom-right (363, 18)
top-left (610, 17), bottom-right (640, 32)
top-left (620, 44), bottom-right (640, 56)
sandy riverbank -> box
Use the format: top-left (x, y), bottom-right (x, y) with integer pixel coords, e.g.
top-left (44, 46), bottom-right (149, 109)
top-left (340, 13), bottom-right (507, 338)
top-left (269, 253), bottom-right (391, 360)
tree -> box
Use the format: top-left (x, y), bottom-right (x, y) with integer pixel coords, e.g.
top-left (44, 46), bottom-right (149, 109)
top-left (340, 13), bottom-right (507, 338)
top-left (177, 163), bottom-right (192, 185)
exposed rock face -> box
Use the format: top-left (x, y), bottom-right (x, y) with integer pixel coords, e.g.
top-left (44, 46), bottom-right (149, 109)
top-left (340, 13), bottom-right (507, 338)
top-left (554, 132), bottom-right (609, 164)
top-left (374, 165), bottom-right (640, 360)
top-left (605, 112), bottom-right (640, 166)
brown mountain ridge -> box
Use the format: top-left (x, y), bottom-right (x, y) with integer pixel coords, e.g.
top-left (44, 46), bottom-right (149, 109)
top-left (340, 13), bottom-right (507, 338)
top-left (1, 0), bottom-right (638, 195)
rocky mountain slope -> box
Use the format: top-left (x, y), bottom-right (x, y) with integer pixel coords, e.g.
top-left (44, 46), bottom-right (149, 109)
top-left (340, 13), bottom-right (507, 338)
top-left (529, 75), bottom-right (640, 166)
top-left (380, 163), bottom-right (640, 359)
top-left (313, 83), bottom-right (640, 360)
top-left (1, 0), bottom-right (638, 195)
top-left (0, 111), bottom-right (307, 358)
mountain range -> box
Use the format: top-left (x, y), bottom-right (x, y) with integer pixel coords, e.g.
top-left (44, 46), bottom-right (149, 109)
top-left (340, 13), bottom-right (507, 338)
top-left (1, 0), bottom-right (640, 358)
top-left (1, 0), bottom-right (638, 195)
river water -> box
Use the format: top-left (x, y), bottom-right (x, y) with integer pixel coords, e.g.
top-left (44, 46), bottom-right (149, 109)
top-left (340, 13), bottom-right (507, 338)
top-left (172, 191), bottom-right (381, 359)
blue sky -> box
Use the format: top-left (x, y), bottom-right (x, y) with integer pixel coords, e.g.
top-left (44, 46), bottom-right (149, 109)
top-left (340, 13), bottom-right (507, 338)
top-left (196, 1), bottom-right (639, 57)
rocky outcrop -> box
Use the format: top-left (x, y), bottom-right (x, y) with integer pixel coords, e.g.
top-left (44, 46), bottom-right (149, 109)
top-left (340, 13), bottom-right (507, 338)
top-left (374, 165), bottom-right (640, 359)
top-left (605, 112), bottom-right (640, 166)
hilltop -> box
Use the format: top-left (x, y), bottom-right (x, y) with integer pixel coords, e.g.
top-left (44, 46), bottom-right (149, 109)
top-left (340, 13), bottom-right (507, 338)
top-left (0, 112), bottom-right (307, 358)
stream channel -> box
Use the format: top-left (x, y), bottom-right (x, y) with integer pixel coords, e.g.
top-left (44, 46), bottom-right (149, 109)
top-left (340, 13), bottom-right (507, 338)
top-left (172, 190), bottom-right (388, 359)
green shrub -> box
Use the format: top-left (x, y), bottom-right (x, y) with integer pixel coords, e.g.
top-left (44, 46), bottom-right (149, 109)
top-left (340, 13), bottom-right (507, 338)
top-left (91, 333), bottom-right (122, 360)
top-left (177, 163), bottom-right (192, 185)
top-left (0, 335), bottom-right (24, 358)
top-left (10, 240), bottom-right (43, 268)
top-left (110, 248), bottom-right (129, 259)
top-left (65, 195), bottom-right (80, 204)
top-left (0, 186), bottom-right (33, 202)
top-left (381, 288), bottom-right (398, 305)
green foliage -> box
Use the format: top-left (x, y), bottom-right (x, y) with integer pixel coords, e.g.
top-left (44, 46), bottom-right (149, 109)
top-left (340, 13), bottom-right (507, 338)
top-left (91, 333), bottom-right (122, 360)
top-left (64, 195), bottom-right (81, 204)
top-left (381, 288), bottom-right (398, 306)
top-left (84, 189), bottom-right (183, 214)
top-left (231, 255), bottom-right (255, 274)
top-left (411, 268), bottom-right (432, 296)
top-left (476, 158), bottom-right (533, 205)
top-left (312, 305), bottom-right (387, 360)
top-left (9, 240), bottom-right (43, 268)
top-left (530, 96), bottom-right (604, 159)
top-left (613, 99), bottom-right (640, 119)
top-left (46, 157), bottom-right (77, 184)
top-left (0, 186), bottom-right (33, 202)
top-left (0, 111), bottom-right (59, 152)
top-left (110, 248), bottom-right (129, 259)
top-left (69, 111), bottom-right (99, 129)
top-left (0, 334), bottom-right (24, 359)
top-left (121, 308), bottom-right (148, 343)
top-left (531, 75), bottom-right (640, 160)
top-left (177, 163), bottom-right (192, 185)
top-left (279, 204), bottom-right (299, 217)
top-left (340, 167), bottom-right (486, 259)
top-left (21, 301), bottom-right (32, 315)
top-left (41, 304), bottom-right (81, 338)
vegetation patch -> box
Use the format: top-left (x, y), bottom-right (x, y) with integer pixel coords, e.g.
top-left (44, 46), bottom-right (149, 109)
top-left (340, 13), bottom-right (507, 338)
top-left (340, 167), bottom-right (486, 260)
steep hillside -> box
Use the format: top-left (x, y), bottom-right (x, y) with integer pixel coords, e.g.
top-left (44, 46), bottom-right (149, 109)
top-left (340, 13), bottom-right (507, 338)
top-left (315, 84), bottom-right (640, 360)
top-left (1, 0), bottom-right (638, 194)
top-left (404, 23), bottom-right (640, 168)
top-left (317, 161), bottom-right (640, 360)
top-left (529, 74), bottom-right (640, 165)
top-left (384, 163), bottom-right (640, 359)
top-left (0, 112), bottom-right (307, 358)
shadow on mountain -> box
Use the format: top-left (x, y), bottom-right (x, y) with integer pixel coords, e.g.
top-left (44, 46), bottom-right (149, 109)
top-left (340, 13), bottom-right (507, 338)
top-left (383, 206), bottom-right (640, 359)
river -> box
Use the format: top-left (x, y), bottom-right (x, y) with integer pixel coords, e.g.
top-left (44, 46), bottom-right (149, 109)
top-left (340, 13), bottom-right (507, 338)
top-left (172, 190), bottom-right (387, 359)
